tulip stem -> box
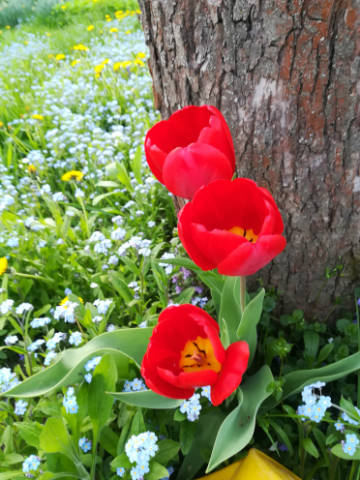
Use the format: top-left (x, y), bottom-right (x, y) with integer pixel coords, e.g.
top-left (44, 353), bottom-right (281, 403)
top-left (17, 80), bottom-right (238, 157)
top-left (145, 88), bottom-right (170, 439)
top-left (240, 276), bottom-right (247, 315)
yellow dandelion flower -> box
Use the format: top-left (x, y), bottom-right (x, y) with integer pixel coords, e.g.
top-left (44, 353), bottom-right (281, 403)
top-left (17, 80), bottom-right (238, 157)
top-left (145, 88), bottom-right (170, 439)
top-left (5, 25), bottom-right (11, 30)
top-left (136, 9), bottom-right (141, 14)
top-left (28, 164), bottom-right (37, 174)
top-left (102, 59), bottom-right (109, 65)
top-left (71, 59), bottom-right (80, 67)
top-left (31, 114), bottom-right (44, 120)
top-left (94, 64), bottom-right (105, 77)
top-left (61, 4), bottom-right (67, 10)
top-left (109, 27), bottom-right (118, 33)
top-left (24, 41), bottom-right (29, 45)
top-left (125, 30), bottom-right (131, 34)
top-left (133, 58), bottom-right (145, 67)
top-left (55, 53), bottom-right (65, 61)
top-left (0, 257), bottom-right (8, 275)
top-left (73, 44), bottom-right (89, 51)
top-left (105, 14), bottom-right (111, 22)
top-left (61, 170), bottom-right (84, 182)
top-left (45, 32), bottom-right (51, 37)
top-left (0, 121), bottom-right (4, 128)
top-left (113, 62), bottom-right (121, 72)
top-left (136, 52), bottom-right (146, 59)
top-left (87, 25), bottom-right (95, 31)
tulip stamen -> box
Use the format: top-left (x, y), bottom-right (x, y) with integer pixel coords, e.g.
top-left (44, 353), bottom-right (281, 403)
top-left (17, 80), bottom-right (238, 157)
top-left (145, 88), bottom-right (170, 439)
top-left (228, 226), bottom-right (258, 243)
top-left (179, 336), bottom-right (222, 373)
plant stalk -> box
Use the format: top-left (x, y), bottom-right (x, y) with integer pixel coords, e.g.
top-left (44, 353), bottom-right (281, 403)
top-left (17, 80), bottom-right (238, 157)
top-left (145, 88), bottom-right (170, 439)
top-left (240, 276), bottom-right (246, 315)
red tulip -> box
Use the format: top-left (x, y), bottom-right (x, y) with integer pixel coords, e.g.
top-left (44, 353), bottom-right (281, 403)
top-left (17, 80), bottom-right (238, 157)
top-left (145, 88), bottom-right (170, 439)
top-left (144, 105), bottom-right (235, 199)
top-left (141, 304), bottom-right (249, 406)
top-left (178, 178), bottom-right (286, 276)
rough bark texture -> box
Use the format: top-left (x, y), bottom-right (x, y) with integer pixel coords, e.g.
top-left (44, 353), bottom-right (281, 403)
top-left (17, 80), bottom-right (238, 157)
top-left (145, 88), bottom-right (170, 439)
top-left (138, 0), bottom-right (360, 318)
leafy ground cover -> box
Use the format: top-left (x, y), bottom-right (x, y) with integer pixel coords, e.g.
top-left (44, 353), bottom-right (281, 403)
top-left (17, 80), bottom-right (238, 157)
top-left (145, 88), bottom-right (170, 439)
top-left (0, 1), bottom-right (360, 480)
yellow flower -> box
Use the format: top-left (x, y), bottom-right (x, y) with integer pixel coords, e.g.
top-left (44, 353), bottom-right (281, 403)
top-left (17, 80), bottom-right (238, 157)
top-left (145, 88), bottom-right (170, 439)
top-left (113, 62), bottom-right (121, 72)
top-left (133, 58), bottom-right (145, 67)
top-left (61, 4), bottom-right (67, 10)
top-left (73, 44), bottom-right (89, 51)
top-left (105, 14), bottom-right (111, 22)
top-left (109, 27), bottom-right (118, 33)
top-left (55, 53), bottom-right (65, 61)
top-left (0, 257), bottom-right (7, 275)
top-left (136, 52), bottom-right (146, 59)
top-left (94, 64), bottom-right (105, 77)
top-left (5, 25), bottom-right (11, 30)
top-left (61, 170), bottom-right (84, 181)
top-left (59, 295), bottom-right (84, 306)
top-left (87, 25), bottom-right (95, 31)
top-left (71, 59), bottom-right (80, 67)
top-left (28, 164), bottom-right (37, 174)
top-left (48, 54), bottom-right (54, 59)
top-left (24, 41), bottom-right (29, 45)
top-left (45, 32), bottom-right (51, 37)
top-left (125, 30), bottom-right (131, 34)
top-left (31, 114), bottom-right (44, 120)
top-left (102, 59), bottom-right (109, 65)
top-left (0, 121), bottom-right (4, 128)
top-left (136, 9), bottom-right (141, 14)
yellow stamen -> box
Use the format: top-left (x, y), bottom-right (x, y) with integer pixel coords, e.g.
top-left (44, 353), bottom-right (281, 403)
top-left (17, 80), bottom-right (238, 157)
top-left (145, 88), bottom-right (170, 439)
top-left (228, 226), bottom-right (258, 243)
top-left (179, 336), bottom-right (221, 373)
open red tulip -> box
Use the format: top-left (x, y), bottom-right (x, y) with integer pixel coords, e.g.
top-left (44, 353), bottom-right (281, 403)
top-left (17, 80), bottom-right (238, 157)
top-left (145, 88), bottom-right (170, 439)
top-left (141, 304), bottom-right (249, 406)
top-left (144, 105), bottom-right (235, 199)
top-left (178, 178), bottom-right (286, 276)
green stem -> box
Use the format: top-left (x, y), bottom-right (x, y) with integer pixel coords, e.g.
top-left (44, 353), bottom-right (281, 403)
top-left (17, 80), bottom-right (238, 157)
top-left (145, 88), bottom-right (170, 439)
top-left (240, 276), bottom-right (246, 315)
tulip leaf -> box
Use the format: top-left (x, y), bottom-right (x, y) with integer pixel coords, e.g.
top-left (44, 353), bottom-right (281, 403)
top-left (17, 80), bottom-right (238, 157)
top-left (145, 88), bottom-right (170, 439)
top-left (3, 328), bottom-right (153, 398)
top-left (236, 288), bottom-right (265, 365)
top-left (218, 277), bottom-right (241, 346)
top-left (206, 365), bottom-right (274, 473)
top-left (281, 351), bottom-right (360, 401)
top-left (109, 390), bottom-right (183, 409)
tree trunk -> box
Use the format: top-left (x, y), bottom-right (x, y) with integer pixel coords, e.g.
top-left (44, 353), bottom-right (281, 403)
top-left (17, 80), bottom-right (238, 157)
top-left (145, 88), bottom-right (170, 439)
top-left (138, 0), bottom-right (360, 318)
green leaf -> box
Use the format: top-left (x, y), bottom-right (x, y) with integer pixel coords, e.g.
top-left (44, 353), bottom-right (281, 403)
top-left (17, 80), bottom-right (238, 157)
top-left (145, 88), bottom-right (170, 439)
top-left (99, 426), bottom-right (118, 457)
top-left (89, 354), bottom-right (117, 436)
top-left (155, 439), bottom-right (180, 465)
top-left (206, 365), bottom-right (274, 472)
top-left (128, 409), bottom-right (146, 439)
top-left (39, 417), bottom-right (72, 457)
top-left (278, 351), bottom-right (360, 403)
top-left (147, 461), bottom-right (169, 480)
top-left (218, 277), bottom-right (241, 346)
top-left (180, 421), bottom-right (196, 455)
top-left (268, 420), bottom-right (294, 456)
top-left (303, 437), bottom-right (319, 458)
top-left (110, 390), bottom-right (182, 409)
top-left (317, 343), bottom-right (334, 364)
top-left (4, 328), bottom-right (152, 398)
top-left (111, 453), bottom-right (132, 470)
top-left (331, 443), bottom-right (360, 460)
top-left (0, 472), bottom-right (24, 480)
top-left (14, 422), bottom-right (43, 448)
top-left (130, 145), bottom-right (143, 183)
top-left (304, 330), bottom-right (320, 362)
top-left (107, 272), bottom-right (133, 303)
top-left (176, 409), bottom-right (226, 480)
top-left (236, 288), bottom-right (265, 364)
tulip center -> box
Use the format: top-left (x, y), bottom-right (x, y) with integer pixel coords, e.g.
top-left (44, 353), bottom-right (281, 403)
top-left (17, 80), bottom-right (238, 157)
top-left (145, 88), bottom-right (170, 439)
top-left (179, 336), bottom-right (222, 373)
top-left (228, 226), bottom-right (258, 243)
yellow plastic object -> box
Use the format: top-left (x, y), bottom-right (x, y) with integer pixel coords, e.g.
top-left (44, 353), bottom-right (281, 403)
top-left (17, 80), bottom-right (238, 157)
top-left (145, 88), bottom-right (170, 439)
top-left (197, 449), bottom-right (301, 480)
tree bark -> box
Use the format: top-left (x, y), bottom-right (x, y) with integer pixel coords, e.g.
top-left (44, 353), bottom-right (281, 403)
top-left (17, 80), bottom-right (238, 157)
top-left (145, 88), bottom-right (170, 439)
top-left (138, 0), bottom-right (360, 318)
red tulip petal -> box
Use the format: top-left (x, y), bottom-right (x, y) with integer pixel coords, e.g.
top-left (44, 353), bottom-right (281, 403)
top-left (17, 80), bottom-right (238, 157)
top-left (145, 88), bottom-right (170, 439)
top-left (141, 352), bottom-right (194, 399)
top-left (199, 106), bottom-right (236, 169)
top-left (217, 234), bottom-right (287, 276)
top-left (144, 136), bottom-right (167, 183)
top-left (211, 341), bottom-right (249, 406)
top-left (162, 143), bottom-right (234, 199)
top-left (158, 366), bottom-right (218, 388)
top-left (258, 187), bottom-right (284, 234)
